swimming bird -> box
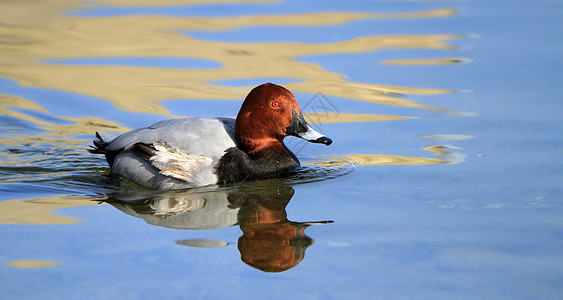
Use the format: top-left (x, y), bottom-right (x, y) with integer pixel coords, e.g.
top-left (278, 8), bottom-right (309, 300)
top-left (89, 83), bottom-right (332, 190)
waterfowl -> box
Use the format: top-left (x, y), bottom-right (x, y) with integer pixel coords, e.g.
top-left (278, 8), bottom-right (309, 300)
top-left (89, 83), bottom-right (332, 190)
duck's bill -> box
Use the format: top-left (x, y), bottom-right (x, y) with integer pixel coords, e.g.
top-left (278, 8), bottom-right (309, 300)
top-left (287, 110), bottom-right (333, 146)
top-left (298, 123), bottom-right (333, 145)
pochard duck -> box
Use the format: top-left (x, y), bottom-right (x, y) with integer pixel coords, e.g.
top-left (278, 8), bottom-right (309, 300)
top-left (89, 83), bottom-right (332, 190)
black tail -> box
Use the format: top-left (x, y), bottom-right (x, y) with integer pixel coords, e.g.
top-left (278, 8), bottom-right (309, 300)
top-left (88, 132), bottom-right (109, 154)
top-left (88, 132), bottom-right (119, 166)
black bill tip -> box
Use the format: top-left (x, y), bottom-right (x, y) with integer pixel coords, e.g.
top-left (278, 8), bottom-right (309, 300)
top-left (313, 136), bottom-right (333, 146)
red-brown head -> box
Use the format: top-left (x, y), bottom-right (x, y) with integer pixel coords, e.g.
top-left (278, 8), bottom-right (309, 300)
top-left (235, 83), bottom-right (332, 155)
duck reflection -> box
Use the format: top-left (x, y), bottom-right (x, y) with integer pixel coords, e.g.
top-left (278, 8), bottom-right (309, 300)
top-left (105, 182), bottom-right (332, 273)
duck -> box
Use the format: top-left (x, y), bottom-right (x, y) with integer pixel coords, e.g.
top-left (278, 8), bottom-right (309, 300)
top-left (89, 83), bottom-right (332, 190)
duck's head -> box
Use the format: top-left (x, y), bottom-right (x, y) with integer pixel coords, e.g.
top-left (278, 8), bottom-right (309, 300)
top-left (235, 83), bottom-right (332, 155)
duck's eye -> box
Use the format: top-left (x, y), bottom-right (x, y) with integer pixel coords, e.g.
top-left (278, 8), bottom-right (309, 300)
top-left (271, 101), bottom-right (279, 108)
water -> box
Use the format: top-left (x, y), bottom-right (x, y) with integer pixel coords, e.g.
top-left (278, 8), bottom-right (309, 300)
top-left (1, 0), bottom-right (562, 299)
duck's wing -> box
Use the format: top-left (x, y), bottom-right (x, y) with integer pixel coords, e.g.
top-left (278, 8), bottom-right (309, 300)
top-left (144, 142), bottom-right (214, 182)
top-left (104, 117), bottom-right (237, 189)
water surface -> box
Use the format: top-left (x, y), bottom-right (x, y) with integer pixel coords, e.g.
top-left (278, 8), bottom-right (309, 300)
top-left (1, 0), bottom-right (562, 299)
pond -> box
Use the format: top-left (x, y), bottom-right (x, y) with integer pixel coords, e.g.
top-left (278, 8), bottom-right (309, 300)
top-left (1, 0), bottom-right (562, 299)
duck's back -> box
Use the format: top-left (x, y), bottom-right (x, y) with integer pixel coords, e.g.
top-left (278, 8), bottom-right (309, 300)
top-left (107, 117), bottom-right (236, 157)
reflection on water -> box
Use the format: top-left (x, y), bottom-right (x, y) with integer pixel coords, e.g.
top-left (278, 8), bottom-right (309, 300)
top-left (315, 153), bottom-right (447, 166)
top-left (0, 94), bottom-right (129, 138)
top-left (177, 239), bottom-right (229, 248)
top-left (107, 187), bottom-right (239, 230)
top-left (5, 260), bottom-right (61, 268)
top-left (380, 58), bottom-right (470, 65)
top-left (0, 0), bottom-right (462, 116)
top-left (0, 165), bottom-right (350, 272)
top-left (304, 112), bottom-right (415, 124)
top-left (0, 196), bottom-right (103, 224)
top-left (105, 182), bottom-right (331, 272)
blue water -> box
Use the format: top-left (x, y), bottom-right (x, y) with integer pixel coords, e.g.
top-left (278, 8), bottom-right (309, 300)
top-left (1, 0), bottom-right (562, 299)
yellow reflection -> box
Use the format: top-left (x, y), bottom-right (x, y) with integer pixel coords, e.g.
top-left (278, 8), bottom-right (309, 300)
top-left (380, 58), bottom-right (469, 65)
top-left (94, 0), bottom-right (276, 6)
top-left (287, 80), bottom-right (458, 113)
top-left (423, 145), bottom-right (451, 156)
top-left (0, 0), bottom-right (461, 116)
top-left (5, 260), bottom-right (61, 268)
top-left (46, 116), bottom-right (128, 136)
top-left (313, 154), bottom-right (447, 167)
top-left (0, 196), bottom-right (104, 225)
top-left (0, 94), bottom-right (47, 114)
top-left (304, 113), bottom-right (415, 124)
top-left (423, 145), bottom-right (466, 164)
top-left (0, 93), bottom-right (129, 139)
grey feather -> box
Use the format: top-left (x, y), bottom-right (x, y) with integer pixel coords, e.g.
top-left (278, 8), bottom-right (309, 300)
top-left (106, 117), bottom-right (236, 159)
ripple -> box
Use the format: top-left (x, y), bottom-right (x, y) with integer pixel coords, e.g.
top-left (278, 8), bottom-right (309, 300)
top-left (0, 135), bottom-right (122, 195)
top-left (285, 162), bottom-right (357, 185)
